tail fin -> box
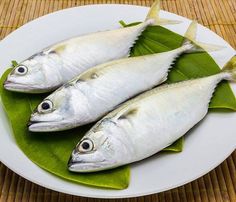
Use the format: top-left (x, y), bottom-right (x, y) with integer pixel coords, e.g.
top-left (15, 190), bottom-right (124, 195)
top-left (180, 21), bottom-right (224, 53)
top-left (222, 55), bottom-right (236, 81)
top-left (145, 0), bottom-right (181, 25)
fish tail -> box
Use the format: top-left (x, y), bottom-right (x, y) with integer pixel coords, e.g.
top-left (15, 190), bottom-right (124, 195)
top-left (181, 21), bottom-right (224, 53)
top-left (222, 55), bottom-right (236, 81)
top-left (145, 0), bottom-right (181, 25)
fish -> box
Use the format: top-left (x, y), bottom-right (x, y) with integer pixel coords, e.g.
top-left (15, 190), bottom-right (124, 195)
top-left (28, 21), bottom-right (221, 132)
top-left (68, 56), bottom-right (236, 172)
top-left (3, 0), bottom-right (178, 93)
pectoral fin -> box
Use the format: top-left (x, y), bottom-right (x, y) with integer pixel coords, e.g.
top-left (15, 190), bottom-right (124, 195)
top-left (118, 108), bottom-right (139, 120)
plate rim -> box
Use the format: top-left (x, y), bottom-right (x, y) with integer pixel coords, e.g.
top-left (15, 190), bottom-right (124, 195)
top-left (0, 4), bottom-right (235, 199)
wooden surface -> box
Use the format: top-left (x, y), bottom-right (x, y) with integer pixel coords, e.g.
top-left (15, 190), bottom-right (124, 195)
top-left (0, 0), bottom-right (235, 201)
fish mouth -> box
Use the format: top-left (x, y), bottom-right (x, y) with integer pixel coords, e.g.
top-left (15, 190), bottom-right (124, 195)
top-left (28, 120), bottom-right (73, 132)
top-left (68, 157), bottom-right (109, 173)
top-left (4, 80), bottom-right (52, 93)
top-left (4, 80), bottom-right (38, 93)
top-left (4, 80), bottom-right (29, 90)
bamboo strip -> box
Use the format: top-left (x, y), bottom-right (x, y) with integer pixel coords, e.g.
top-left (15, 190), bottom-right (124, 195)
top-left (214, 0), bottom-right (236, 48)
top-left (175, 0), bottom-right (188, 19)
top-left (167, 0), bottom-right (177, 17)
top-left (36, 186), bottom-right (45, 202)
top-left (0, 0), bottom-right (15, 37)
top-left (221, 0), bottom-right (236, 23)
top-left (151, 193), bottom-right (159, 202)
top-left (170, 188), bottom-right (181, 202)
top-left (22, 180), bottom-right (32, 201)
top-left (6, 172), bottom-right (19, 202)
top-left (0, 168), bottom-right (13, 201)
top-left (21, 0), bottom-right (32, 26)
top-left (163, 190), bottom-right (173, 202)
top-left (16, 0), bottom-right (28, 27)
top-left (210, 169), bottom-right (224, 202)
top-left (14, 176), bottom-right (25, 201)
top-left (176, 185), bottom-right (188, 202)
top-left (58, 192), bottom-right (67, 202)
top-left (226, 156), bottom-right (236, 192)
top-left (0, 163), bottom-right (7, 199)
top-left (28, 183), bottom-right (38, 201)
top-left (215, 165), bottom-right (231, 201)
top-left (1, 0), bottom-right (19, 38)
top-left (232, 151), bottom-right (236, 168)
top-left (227, 0), bottom-right (236, 14)
top-left (198, 177), bottom-right (209, 202)
top-left (43, 187), bottom-right (52, 201)
top-left (191, 180), bottom-right (202, 202)
top-left (0, 0), bottom-right (6, 24)
top-left (203, 173), bottom-right (216, 202)
top-left (221, 160), bottom-right (236, 201)
top-left (183, 183), bottom-right (195, 201)
top-left (158, 191), bottom-right (166, 202)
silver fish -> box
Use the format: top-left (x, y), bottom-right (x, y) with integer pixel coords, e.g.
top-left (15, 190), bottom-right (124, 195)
top-left (68, 56), bottom-right (236, 172)
top-left (4, 0), bottom-right (177, 93)
top-left (28, 21), bottom-right (220, 132)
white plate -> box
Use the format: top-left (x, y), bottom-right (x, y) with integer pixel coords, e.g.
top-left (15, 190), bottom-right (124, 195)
top-left (0, 4), bottom-right (235, 199)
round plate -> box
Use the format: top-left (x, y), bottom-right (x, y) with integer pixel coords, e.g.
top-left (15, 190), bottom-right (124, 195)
top-left (0, 4), bottom-right (235, 199)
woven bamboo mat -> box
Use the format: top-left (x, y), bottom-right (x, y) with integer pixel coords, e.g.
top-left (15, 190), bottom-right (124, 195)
top-left (0, 0), bottom-right (235, 201)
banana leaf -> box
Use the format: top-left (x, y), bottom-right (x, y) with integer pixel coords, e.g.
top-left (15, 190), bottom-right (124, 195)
top-left (1, 24), bottom-right (236, 190)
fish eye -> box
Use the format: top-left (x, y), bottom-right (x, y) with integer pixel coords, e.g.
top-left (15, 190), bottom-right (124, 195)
top-left (15, 65), bottom-right (28, 75)
top-left (38, 100), bottom-right (53, 113)
top-left (78, 139), bottom-right (94, 153)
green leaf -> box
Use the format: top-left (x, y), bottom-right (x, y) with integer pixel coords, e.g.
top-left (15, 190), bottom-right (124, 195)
top-left (1, 24), bottom-right (236, 190)
top-left (11, 60), bottom-right (18, 67)
top-left (119, 20), bottom-right (127, 27)
top-left (0, 69), bottom-right (130, 190)
top-left (163, 137), bottom-right (184, 152)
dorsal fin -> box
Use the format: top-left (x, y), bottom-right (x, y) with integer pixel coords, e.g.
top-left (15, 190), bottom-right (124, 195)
top-left (183, 21), bottom-right (224, 52)
top-left (145, 0), bottom-right (181, 25)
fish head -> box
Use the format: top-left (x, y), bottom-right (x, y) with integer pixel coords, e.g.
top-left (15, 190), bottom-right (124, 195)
top-left (28, 84), bottom-right (77, 131)
top-left (68, 118), bottom-right (131, 172)
top-left (4, 51), bottom-right (61, 93)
